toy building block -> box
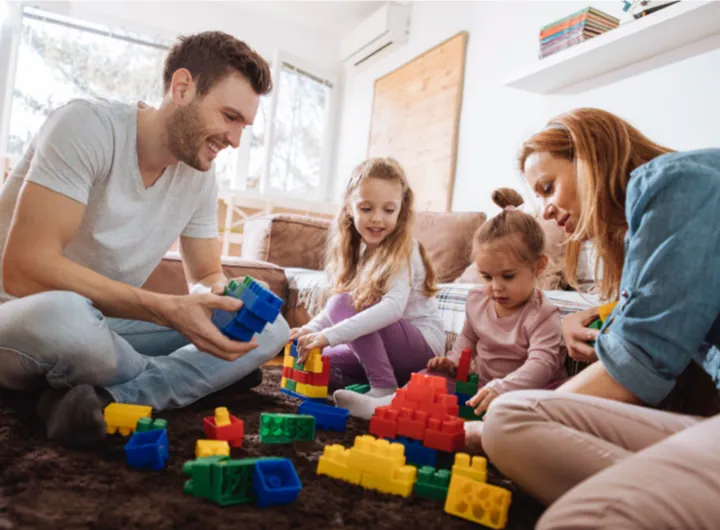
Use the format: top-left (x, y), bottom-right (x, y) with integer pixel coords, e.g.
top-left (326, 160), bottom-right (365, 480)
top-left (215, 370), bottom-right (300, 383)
top-left (213, 276), bottom-right (283, 342)
top-left (456, 348), bottom-right (472, 382)
top-left (414, 466), bottom-right (451, 501)
top-left (459, 405), bottom-right (481, 421)
top-left (204, 408), bottom-right (244, 448)
top-left (183, 456), bottom-right (256, 506)
top-left (259, 413), bottom-right (315, 443)
top-left (307, 357), bottom-right (331, 386)
top-left (597, 301), bottom-right (618, 322)
top-left (445, 474), bottom-right (512, 529)
top-left (396, 408), bottom-right (429, 440)
top-left (283, 352), bottom-right (295, 368)
top-left (345, 383), bottom-right (371, 394)
top-left (196, 439), bottom-right (231, 458)
top-left (316, 435), bottom-right (417, 498)
top-left (296, 382), bottom-right (328, 399)
top-left (280, 387), bottom-right (327, 402)
top-left (452, 453), bottom-right (487, 483)
top-left (303, 349), bottom-right (325, 373)
top-left (125, 428), bottom-right (169, 471)
top-left (423, 417), bottom-right (466, 453)
top-left (294, 370), bottom-right (309, 384)
top-left (252, 458), bottom-right (302, 507)
top-left (455, 373), bottom-right (480, 397)
top-left (393, 436), bottom-right (437, 467)
top-left (455, 391), bottom-right (474, 407)
top-left (369, 406), bottom-right (399, 439)
top-left (105, 403), bottom-right (152, 436)
top-left (281, 377), bottom-right (297, 392)
top-left (135, 417), bottom-right (168, 433)
top-left (285, 340), bottom-right (300, 358)
top-left (214, 407), bottom-right (231, 427)
top-left (299, 401), bottom-right (349, 431)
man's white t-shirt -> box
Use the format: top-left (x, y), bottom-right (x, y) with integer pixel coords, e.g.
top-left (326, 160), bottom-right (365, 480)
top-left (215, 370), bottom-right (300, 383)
top-left (0, 98), bottom-right (219, 302)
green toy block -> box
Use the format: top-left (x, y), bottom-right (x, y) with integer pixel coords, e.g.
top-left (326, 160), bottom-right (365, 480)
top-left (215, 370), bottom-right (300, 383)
top-left (285, 378), bottom-right (297, 392)
top-left (135, 417), bottom-right (168, 432)
top-left (259, 413), bottom-right (315, 444)
top-left (345, 384), bottom-right (371, 394)
top-left (459, 405), bottom-right (484, 421)
top-left (455, 373), bottom-right (479, 396)
top-left (414, 466), bottom-right (451, 501)
top-left (183, 456), bottom-right (281, 506)
top-left (588, 319), bottom-right (603, 347)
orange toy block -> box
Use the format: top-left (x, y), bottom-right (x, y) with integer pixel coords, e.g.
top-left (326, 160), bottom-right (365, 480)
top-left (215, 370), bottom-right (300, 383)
top-left (456, 348), bottom-right (472, 382)
top-left (369, 406), bottom-right (398, 439)
top-left (423, 417), bottom-right (465, 452)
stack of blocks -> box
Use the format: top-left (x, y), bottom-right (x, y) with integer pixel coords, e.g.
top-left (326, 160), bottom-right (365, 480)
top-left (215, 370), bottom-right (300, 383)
top-left (317, 434), bottom-right (417, 497)
top-left (184, 456), bottom-right (302, 507)
top-left (368, 373), bottom-right (466, 467)
top-left (454, 348), bottom-right (483, 421)
top-left (203, 406), bottom-right (245, 448)
top-left (104, 404), bottom-right (170, 471)
top-left (280, 340), bottom-right (330, 400)
top-left (211, 276), bottom-right (284, 342)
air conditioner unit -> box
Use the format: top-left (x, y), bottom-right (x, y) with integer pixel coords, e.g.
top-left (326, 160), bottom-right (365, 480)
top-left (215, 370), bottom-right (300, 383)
top-left (340, 2), bottom-right (411, 69)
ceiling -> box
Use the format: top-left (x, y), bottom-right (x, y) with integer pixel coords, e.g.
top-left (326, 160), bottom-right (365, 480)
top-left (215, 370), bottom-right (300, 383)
top-left (226, 1), bottom-right (386, 36)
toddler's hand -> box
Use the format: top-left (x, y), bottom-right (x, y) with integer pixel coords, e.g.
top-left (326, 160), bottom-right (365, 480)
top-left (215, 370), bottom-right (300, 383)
top-left (427, 356), bottom-right (457, 375)
top-left (466, 387), bottom-right (498, 416)
top-left (297, 332), bottom-right (329, 362)
top-left (289, 326), bottom-right (313, 341)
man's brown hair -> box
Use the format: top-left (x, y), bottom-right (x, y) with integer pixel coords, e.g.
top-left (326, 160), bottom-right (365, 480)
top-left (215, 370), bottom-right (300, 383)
top-left (163, 31), bottom-right (272, 96)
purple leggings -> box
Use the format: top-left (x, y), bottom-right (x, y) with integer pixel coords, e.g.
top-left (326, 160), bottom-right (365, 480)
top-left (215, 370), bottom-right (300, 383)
top-left (322, 293), bottom-right (434, 389)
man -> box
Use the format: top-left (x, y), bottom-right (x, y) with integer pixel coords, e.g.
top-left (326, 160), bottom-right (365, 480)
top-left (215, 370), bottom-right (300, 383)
top-left (0, 31), bottom-right (290, 447)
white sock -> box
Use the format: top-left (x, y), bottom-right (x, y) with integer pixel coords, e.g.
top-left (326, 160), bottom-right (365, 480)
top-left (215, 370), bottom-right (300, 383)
top-left (333, 389), bottom-right (396, 420)
top-left (365, 387), bottom-right (396, 398)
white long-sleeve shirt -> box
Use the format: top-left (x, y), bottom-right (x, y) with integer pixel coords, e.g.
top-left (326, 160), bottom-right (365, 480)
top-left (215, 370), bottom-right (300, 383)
top-left (306, 240), bottom-right (445, 356)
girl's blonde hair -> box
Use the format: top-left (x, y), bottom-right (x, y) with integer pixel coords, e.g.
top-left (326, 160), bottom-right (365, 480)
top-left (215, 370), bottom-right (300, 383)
top-left (326, 157), bottom-right (438, 309)
top-left (473, 188), bottom-right (546, 266)
top-left (518, 108), bottom-right (674, 301)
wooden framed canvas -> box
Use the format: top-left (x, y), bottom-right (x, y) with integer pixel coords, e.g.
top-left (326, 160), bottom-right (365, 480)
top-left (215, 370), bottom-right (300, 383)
top-left (368, 31), bottom-right (468, 212)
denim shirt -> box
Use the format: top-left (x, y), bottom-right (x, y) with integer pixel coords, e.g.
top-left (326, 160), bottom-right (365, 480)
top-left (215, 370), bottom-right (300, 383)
top-left (595, 148), bottom-right (720, 405)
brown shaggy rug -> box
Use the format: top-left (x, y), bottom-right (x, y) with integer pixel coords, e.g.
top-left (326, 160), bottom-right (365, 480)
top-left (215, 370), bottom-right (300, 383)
top-left (0, 366), bottom-right (544, 530)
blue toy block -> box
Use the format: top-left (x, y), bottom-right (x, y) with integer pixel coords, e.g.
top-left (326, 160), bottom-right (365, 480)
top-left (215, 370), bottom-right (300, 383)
top-left (298, 401), bottom-right (349, 431)
top-left (222, 321), bottom-right (255, 342)
top-left (234, 306), bottom-right (268, 333)
top-left (240, 282), bottom-right (283, 323)
top-left (252, 458), bottom-right (302, 507)
top-left (455, 391), bottom-right (474, 406)
top-left (393, 436), bottom-right (437, 467)
top-left (288, 339), bottom-right (299, 358)
top-left (280, 388), bottom-right (328, 403)
top-left (125, 428), bottom-right (169, 471)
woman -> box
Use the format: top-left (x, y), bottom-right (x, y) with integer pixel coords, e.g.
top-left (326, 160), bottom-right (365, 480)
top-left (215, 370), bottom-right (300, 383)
top-left (482, 108), bottom-right (720, 530)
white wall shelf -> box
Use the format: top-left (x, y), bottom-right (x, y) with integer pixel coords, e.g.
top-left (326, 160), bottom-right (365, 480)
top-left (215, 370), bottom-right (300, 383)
top-left (505, 1), bottom-right (720, 94)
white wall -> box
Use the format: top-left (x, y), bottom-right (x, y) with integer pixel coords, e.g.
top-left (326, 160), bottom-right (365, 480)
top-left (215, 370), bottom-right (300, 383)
top-left (334, 1), bottom-right (720, 216)
top-left (27, 1), bottom-right (340, 70)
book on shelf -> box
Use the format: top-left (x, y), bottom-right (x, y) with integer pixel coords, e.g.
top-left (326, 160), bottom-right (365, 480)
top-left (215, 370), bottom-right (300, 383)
top-left (539, 6), bottom-right (620, 59)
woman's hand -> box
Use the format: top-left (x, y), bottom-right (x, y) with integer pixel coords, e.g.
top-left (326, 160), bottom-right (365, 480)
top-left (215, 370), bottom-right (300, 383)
top-left (563, 307), bottom-right (601, 363)
top-left (427, 356), bottom-right (458, 375)
top-left (297, 332), bottom-right (329, 362)
top-left (466, 387), bottom-right (498, 416)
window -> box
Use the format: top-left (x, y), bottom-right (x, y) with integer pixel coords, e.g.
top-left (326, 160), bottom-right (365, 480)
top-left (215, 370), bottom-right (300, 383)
top-left (5, 7), bottom-right (169, 156)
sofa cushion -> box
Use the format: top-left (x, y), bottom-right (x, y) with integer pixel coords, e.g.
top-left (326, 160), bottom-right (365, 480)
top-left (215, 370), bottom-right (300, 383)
top-left (143, 253), bottom-right (288, 301)
top-left (242, 214), bottom-right (332, 271)
top-left (412, 211), bottom-right (487, 283)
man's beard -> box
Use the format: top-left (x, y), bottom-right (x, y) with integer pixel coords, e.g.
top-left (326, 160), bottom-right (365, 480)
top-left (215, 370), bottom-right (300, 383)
top-left (167, 101), bottom-right (208, 171)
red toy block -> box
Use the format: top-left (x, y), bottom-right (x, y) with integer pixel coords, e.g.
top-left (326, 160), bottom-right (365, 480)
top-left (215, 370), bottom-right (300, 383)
top-left (456, 348), bottom-right (472, 382)
top-left (293, 371), bottom-right (309, 384)
top-left (308, 369), bottom-right (330, 387)
top-left (282, 366), bottom-right (293, 379)
top-left (203, 414), bottom-right (245, 448)
top-left (423, 417), bottom-right (465, 452)
top-left (369, 406), bottom-right (398, 439)
top-left (427, 393), bottom-right (460, 419)
top-left (396, 408), bottom-right (428, 441)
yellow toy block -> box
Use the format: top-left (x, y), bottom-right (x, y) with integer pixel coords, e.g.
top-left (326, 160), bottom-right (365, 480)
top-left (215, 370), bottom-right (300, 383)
top-left (452, 453), bottom-right (488, 483)
top-left (195, 439), bottom-right (231, 458)
top-left (303, 348), bottom-right (324, 373)
top-left (104, 403), bottom-right (152, 436)
top-left (597, 301), bottom-right (618, 323)
top-left (317, 444), bottom-right (361, 485)
top-left (349, 435), bottom-right (406, 479)
top-left (296, 382), bottom-right (328, 399)
top-left (280, 376), bottom-right (288, 389)
top-left (360, 464), bottom-right (416, 498)
top-left (283, 354), bottom-right (295, 368)
top-left (445, 474), bottom-right (512, 529)
top-left (214, 407), bottom-right (231, 427)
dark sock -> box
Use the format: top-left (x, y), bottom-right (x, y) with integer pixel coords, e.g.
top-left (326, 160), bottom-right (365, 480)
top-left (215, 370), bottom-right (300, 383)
top-left (37, 385), bottom-right (111, 447)
top-left (216, 368), bottom-right (264, 396)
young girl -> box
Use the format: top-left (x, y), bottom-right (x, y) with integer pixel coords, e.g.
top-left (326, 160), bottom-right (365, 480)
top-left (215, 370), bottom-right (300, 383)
top-left (290, 157), bottom-right (445, 417)
top-left (429, 188), bottom-right (567, 438)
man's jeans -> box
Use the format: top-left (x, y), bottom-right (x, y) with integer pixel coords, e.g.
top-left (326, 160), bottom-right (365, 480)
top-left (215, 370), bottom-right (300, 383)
top-left (0, 291), bottom-right (290, 409)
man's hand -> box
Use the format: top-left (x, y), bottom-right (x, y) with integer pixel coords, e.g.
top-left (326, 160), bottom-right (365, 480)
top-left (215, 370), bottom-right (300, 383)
top-left (153, 292), bottom-right (257, 361)
top-left (563, 307), bottom-right (601, 363)
top-left (427, 356), bottom-right (458, 375)
top-left (296, 332), bottom-right (329, 362)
